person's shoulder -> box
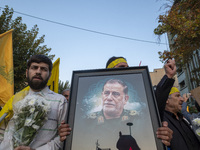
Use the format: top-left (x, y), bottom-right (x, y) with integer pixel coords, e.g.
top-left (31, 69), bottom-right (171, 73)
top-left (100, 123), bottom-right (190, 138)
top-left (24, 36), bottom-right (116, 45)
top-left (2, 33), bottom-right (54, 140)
top-left (163, 110), bottom-right (174, 121)
top-left (123, 109), bottom-right (139, 116)
top-left (47, 89), bottom-right (67, 102)
top-left (86, 111), bottom-right (107, 124)
top-left (121, 109), bottom-right (139, 121)
top-left (87, 111), bottom-right (103, 119)
top-left (51, 91), bottom-right (64, 97)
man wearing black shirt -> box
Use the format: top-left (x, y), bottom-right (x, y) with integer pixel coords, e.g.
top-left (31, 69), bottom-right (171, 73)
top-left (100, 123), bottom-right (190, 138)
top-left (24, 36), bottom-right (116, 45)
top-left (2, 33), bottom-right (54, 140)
top-left (156, 59), bottom-right (200, 150)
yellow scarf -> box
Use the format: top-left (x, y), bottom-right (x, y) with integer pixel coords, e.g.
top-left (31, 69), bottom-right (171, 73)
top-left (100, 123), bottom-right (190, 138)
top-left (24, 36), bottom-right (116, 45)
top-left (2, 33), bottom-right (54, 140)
top-left (0, 86), bottom-right (30, 125)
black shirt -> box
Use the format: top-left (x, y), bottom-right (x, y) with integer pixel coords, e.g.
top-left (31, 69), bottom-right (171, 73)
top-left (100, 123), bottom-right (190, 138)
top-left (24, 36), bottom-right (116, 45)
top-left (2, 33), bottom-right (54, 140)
top-left (164, 111), bottom-right (200, 150)
top-left (156, 75), bottom-right (200, 150)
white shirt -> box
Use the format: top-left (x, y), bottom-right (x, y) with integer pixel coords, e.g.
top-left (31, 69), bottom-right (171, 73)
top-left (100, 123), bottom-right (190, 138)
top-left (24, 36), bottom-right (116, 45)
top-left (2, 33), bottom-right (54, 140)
top-left (0, 86), bottom-right (68, 150)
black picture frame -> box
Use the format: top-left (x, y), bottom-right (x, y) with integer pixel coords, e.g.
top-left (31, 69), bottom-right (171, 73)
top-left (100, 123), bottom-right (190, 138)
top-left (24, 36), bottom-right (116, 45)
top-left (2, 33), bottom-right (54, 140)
top-left (64, 66), bottom-right (166, 150)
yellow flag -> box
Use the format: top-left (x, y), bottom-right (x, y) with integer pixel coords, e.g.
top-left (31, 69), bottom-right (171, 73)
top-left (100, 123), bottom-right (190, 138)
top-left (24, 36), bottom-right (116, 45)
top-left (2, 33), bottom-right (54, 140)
top-left (0, 29), bottom-right (14, 106)
top-left (47, 58), bottom-right (60, 93)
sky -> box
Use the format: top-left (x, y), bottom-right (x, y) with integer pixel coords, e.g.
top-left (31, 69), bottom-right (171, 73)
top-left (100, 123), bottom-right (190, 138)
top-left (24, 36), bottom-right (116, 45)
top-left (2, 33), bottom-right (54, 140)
top-left (0, 0), bottom-right (170, 84)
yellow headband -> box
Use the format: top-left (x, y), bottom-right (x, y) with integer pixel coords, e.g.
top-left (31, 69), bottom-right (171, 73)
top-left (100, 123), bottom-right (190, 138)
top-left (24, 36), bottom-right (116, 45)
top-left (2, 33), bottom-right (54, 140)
top-left (169, 87), bottom-right (180, 95)
top-left (107, 58), bottom-right (127, 68)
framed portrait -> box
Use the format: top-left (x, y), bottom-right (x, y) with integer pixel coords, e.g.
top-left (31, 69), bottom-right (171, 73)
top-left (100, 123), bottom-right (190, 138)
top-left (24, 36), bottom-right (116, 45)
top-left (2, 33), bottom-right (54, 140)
top-left (64, 66), bottom-right (166, 150)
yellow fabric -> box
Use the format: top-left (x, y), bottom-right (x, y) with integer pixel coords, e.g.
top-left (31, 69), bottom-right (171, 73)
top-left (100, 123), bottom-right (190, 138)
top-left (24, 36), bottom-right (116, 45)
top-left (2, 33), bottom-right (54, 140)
top-left (0, 57), bottom-right (59, 124)
top-left (0, 57), bottom-right (59, 123)
top-left (0, 86), bottom-right (30, 126)
top-left (187, 106), bottom-right (189, 112)
top-left (169, 87), bottom-right (180, 95)
top-left (0, 29), bottom-right (14, 106)
top-left (47, 58), bottom-right (60, 93)
top-left (107, 58), bottom-right (127, 68)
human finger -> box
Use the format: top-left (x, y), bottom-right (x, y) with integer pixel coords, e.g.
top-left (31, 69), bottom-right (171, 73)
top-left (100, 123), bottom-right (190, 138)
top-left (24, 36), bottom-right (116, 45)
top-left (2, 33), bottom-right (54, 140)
top-left (161, 139), bottom-right (171, 146)
top-left (59, 124), bottom-right (71, 132)
top-left (14, 146), bottom-right (32, 150)
top-left (157, 127), bottom-right (173, 141)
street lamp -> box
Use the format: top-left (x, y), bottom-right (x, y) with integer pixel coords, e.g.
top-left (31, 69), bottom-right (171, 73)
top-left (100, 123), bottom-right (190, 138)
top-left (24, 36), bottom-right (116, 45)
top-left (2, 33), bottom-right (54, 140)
top-left (126, 122), bottom-right (133, 136)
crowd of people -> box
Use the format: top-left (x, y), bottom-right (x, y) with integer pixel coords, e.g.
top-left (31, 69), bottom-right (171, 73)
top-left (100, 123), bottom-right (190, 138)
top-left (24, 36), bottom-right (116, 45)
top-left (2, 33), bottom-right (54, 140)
top-left (0, 55), bottom-right (200, 150)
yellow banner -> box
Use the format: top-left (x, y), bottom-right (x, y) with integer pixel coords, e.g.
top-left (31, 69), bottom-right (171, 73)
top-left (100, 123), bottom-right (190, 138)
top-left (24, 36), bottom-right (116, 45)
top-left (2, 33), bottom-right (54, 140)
top-left (0, 29), bottom-right (14, 106)
top-left (47, 58), bottom-right (60, 93)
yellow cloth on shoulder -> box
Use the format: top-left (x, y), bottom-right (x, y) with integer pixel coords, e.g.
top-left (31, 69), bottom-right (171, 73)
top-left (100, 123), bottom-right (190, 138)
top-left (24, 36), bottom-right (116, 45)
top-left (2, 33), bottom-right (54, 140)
top-left (0, 86), bottom-right (30, 126)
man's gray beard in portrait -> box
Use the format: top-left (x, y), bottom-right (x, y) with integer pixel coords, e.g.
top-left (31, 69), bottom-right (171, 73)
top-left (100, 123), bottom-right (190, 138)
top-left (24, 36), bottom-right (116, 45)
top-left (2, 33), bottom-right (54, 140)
top-left (27, 74), bottom-right (49, 91)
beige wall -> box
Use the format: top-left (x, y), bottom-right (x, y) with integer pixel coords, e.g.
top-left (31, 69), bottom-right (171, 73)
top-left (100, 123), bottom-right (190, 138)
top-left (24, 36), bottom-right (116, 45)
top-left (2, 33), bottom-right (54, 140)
top-left (150, 68), bottom-right (179, 89)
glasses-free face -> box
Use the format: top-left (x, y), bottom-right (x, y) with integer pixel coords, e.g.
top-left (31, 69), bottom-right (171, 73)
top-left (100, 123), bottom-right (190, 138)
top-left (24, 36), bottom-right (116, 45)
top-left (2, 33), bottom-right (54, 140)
top-left (63, 90), bottom-right (70, 101)
top-left (167, 92), bottom-right (184, 113)
top-left (114, 62), bottom-right (129, 68)
top-left (102, 82), bottom-right (129, 119)
top-left (26, 62), bottom-right (51, 91)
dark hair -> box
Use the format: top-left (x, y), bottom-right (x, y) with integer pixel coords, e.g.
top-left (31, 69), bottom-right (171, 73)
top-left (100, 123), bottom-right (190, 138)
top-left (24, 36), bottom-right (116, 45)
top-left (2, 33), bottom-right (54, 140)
top-left (27, 55), bottom-right (53, 72)
top-left (106, 56), bottom-right (127, 68)
top-left (103, 79), bottom-right (128, 94)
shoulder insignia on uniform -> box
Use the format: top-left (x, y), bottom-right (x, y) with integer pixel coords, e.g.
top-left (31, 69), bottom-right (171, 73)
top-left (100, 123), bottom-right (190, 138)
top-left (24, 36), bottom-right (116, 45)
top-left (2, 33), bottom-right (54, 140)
top-left (129, 110), bottom-right (138, 116)
top-left (122, 115), bottom-right (129, 121)
top-left (88, 112), bottom-right (97, 119)
top-left (98, 116), bottom-right (104, 124)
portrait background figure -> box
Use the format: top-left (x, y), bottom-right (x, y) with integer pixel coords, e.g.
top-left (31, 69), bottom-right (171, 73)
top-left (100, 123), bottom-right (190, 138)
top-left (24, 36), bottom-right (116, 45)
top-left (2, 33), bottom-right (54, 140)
top-left (70, 73), bottom-right (158, 150)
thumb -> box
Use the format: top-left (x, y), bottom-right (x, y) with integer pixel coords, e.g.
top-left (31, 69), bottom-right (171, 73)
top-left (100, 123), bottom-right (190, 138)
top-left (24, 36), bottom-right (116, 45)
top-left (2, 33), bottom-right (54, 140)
top-left (61, 120), bottom-right (65, 124)
top-left (162, 121), bottom-right (168, 127)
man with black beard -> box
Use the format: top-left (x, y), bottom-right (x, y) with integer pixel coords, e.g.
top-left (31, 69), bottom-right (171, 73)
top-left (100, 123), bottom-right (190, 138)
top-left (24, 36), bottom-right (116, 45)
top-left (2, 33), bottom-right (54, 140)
top-left (0, 55), bottom-right (69, 150)
top-left (26, 59), bottom-right (50, 91)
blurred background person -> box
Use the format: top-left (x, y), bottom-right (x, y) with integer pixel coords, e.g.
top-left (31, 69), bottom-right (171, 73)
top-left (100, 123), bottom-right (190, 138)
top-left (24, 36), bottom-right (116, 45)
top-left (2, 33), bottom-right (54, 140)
top-left (181, 93), bottom-right (200, 124)
top-left (62, 89), bottom-right (70, 102)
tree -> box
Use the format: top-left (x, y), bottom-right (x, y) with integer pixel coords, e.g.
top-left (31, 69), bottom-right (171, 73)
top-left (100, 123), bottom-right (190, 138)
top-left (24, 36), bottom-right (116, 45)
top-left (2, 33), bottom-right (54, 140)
top-left (58, 80), bottom-right (70, 94)
top-left (0, 6), bottom-right (55, 92)
top-left (154, 0), bottom-right (200, 67)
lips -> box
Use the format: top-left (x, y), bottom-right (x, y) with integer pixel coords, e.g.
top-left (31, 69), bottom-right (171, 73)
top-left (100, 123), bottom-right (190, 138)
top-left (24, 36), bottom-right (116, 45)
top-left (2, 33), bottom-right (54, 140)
top-left (104, 103), bottom-right (115, 107)
top-left (179, 102), bottom-right (183, 108)
top-left (32, 76), bottom-right (43, 81)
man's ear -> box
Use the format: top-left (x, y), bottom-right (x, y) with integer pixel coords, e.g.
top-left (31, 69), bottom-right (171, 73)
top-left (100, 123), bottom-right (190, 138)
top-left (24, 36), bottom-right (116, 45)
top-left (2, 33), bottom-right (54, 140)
top-left (26, 69), bottom-right (28, 78)
top-left (124, 95), bottom-right (129, 103)
top-left (48, 72), bottom-right (52, 80)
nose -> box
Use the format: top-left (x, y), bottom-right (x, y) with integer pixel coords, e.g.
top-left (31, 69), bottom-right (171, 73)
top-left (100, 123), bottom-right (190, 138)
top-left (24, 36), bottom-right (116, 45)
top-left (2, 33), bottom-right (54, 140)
top-left (36, 67), bottom-right (42, 74)
top-left (107, 93), bottom-right (113, 100)
top-left (180, 96), bottom-right (184, 102)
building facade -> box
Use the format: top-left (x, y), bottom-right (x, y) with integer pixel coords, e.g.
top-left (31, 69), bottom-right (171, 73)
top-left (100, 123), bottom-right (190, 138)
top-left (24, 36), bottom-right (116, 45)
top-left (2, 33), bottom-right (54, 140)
top-left (150, 68), bottom-right (179, 89)
top-left (167, 33), bottom-right (200, 104)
